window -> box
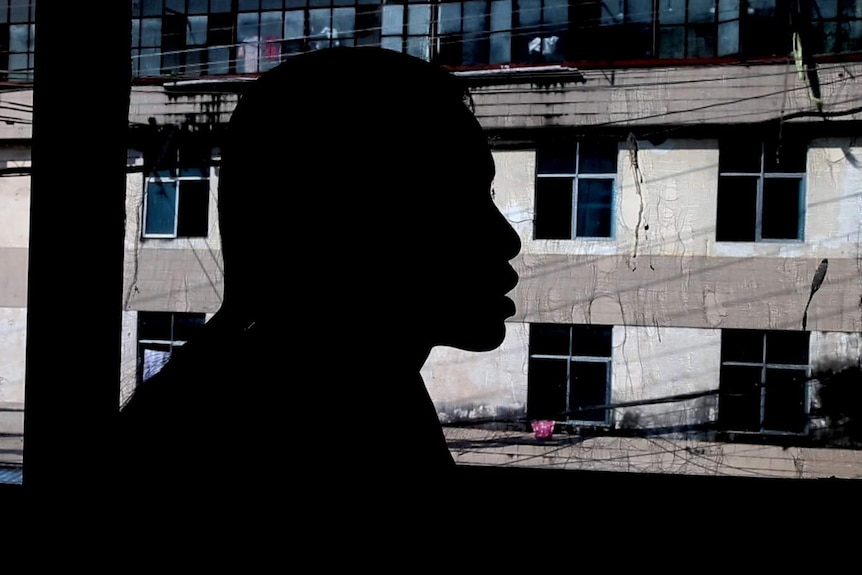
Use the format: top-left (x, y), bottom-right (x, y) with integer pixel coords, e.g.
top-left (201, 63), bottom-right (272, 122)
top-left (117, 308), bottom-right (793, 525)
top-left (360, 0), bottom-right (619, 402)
top-left (437, 0), bottom-right (512, 66)
top-left (513, 0), bottom-right (567, 63)
top-left (381, 2), bottom-right (431, 60)
top-left (716, 136), bottom-right (806, 242)
top-left (137, 312), bottom-right (206, 384)
top-left (527, 324), bottom-right (613, 424)
top-left (810, 0), bottom-right (862, 56)
top-left (0, 0), bottom-right (36, 81)
top-left (534, 138), bottom-right (617, 240)
top-left (657, 0), bottom-right (743, 59)
top-left (143, 138), bottom-right (211, 239)
top-left (718, 329), bottom-right (810, 434)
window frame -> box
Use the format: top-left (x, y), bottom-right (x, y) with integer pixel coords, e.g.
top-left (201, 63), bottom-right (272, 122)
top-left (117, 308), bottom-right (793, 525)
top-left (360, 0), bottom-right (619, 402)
top-left (137, 311), bottom-right (207, 385)
top-left (527, 323), bottom-right (614, 425)
top-left (534, 139), bottom-right (617, 241)
top-left (718, 329), bottom-right (811, 435)
top-left (716, 138), bottom-right (807, 243)
top-left (142, 154), bottom-right (211, 240)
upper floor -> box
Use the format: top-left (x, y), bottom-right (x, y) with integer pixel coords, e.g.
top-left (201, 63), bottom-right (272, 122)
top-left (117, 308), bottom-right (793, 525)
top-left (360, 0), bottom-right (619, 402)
top-left (131, 0), bottom-right (860, 79)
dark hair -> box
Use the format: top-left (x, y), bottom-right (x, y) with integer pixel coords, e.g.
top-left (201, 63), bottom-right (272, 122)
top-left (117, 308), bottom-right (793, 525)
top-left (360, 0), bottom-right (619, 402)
top-left (218, 47), bottom-right (480, 311)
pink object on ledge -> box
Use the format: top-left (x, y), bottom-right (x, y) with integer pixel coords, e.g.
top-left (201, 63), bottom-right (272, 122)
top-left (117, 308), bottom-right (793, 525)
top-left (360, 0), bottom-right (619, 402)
top-left (531, 420), bottom-right (555, 439)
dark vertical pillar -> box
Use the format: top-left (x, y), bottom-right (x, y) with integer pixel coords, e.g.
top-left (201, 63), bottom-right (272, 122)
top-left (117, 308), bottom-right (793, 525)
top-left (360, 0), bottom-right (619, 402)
top-left (23, 2), bottom-right (131, 498)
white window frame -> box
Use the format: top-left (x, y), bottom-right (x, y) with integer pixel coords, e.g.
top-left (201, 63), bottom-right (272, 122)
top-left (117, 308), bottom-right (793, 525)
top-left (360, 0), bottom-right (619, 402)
top-left (717, 139), bottom-right (806, 243)
top-left (527, 323), bottom-right (613, 425)
top-left (142, 167), bottom-right (209, 239)
top-left (718, 330), bottom-right (811, 435)
top-left (535, 140), bottom-right (617, 241)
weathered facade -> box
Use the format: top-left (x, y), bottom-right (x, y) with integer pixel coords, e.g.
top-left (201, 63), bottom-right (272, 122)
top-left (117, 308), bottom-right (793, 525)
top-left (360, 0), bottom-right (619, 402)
top-left (3, 0), bottom-right (862, 477)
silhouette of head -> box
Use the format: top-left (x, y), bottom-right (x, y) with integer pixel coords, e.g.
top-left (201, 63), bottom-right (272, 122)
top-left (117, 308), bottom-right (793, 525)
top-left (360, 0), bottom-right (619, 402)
top-left (218, 47), bottom-right (520, 355)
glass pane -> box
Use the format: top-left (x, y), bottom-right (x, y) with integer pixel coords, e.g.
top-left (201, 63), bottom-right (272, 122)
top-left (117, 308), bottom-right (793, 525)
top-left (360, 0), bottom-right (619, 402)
top-left (187, 16), bottom-right (207, 46)
top-left (165, 0), bottom-right (185, 14)
top-left (579, 140), bottom-right (617, 174)
top-left (132, 19), bottom-right (140, 48)
top-left (238, 11), bottom-right (260, 41)
top-left (142, 347), bottom-right (172, 382)
top-left (527, 358), bottom-right (568, 420)
top-left (439, 3), bottom-right (461, 34)
top-left (138, 312), bottom-right (173, 341)
top-left (763, 369), bottom-right (807, 433)
top-left (145, 180), bottom-right (178, 236)
top-left (382, 5), bottom-right (403, 35)
top-left (627, 0), bottom-right (653, 23)
top-left (188, 0), bottom-right (210, 14)
top-left (534, 177), bottom-right (574, 239)
top-left (718, 0), bottom-right (740, 22)
top-left (658, 25), bottom-right (685, 57)
top-left (687, 23), bottom-right (716, 57)
top-left (8, 53), bottom-right (28, 78)
top-left (544, 0), bottom-right (569, 26)
top-left (689, 0), bottom-right (714, 23)
top-left (463, 1), bottom-right (486, 33)
top-left (530, 323), bottom-right (571, 356)
top-left (537, 140), bottom-right (576, 173)
top-left (177, 180), bottom-right (210, 238)
top-left (285, 10), bottom-right (304, 40)
top-left (720, 138), bottom-right (761, 172)
top-left (139, 48), bottom-right (162, 76)
top-left (518, 0), bottom-right (541, 28)
top-left (576, 179), bottom-right (613, 238)
top-left (814, 0), bottom-right (839, 20)
top-left (142, 0), bottom-right (163, 17)
top-left (261, 11), bottom-right (284, 68)
top-left (310, 9), bottom-right (332, 49)
top-left (490, 0), bottom-right (512, 63)
top-left (355, 5), bottom-right (381, 46)
top-left (333, 8), bottom-right (356, 37)
top-left (721, 329), bottom-right (764, 363)
top-left (659, 0), bottom-right (685, 25)
top-left (211, 0), bottom-right (233, 12)
top-left (407, 5), bottom-right (430, 35)
top-left (262, 0), bottom-right (284, 8)
top-left (208, 47), bottom-right (230, 74)
top-left (571, 325), bottom-right (612, 357)
top-left (766, 331), bottom-right (809, 365)
top-left (570, 361), bottom-right (609, 422)
top-left (173, 313), bottom-right (207, 340)
top-left (239, 0), bottom-right (261, 10)
top-left (764, 138), bottom-right (807, 172)
top-left (719, 365), bottom-right (763, 431)
top-left (381, 36), bottom-right (402, 52)
top-left (715, 176), bottom-right (757, 241)
top-left (718, 20), bottom-right (739, 56)
top-left (463, 1), bottom-right (488, 64)
top-left (761, 177), bottom-right (802, 240)
top-left (407, 35), bottom-right (429, 59)
top-left (141, 18), bottom-right (162, 47)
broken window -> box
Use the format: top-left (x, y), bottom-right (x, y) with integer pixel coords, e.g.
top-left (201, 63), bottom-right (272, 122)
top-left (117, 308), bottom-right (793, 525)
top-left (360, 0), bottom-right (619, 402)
top-left (535, 137), bottom-right (617, 240)
top-left (527, 324), bottom-right (613, 424)
top-left (719, 329), bottom-right (810, 434)
top-left (137, 312), bottom-right (206, 383)
top-left (143, 136), bottom-right (211, 239)
top-left (716, 136), bottom-right (806, 242)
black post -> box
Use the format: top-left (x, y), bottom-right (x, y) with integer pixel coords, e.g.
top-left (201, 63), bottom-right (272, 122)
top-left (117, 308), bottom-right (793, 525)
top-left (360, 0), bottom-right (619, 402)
top-left (23, 2), bottom-right (131, 499)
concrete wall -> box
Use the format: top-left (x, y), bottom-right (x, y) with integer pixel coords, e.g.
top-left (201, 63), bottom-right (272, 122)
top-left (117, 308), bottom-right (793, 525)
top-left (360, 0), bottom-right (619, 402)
top-left (470, 62), bottom-right (862, 129)
top-left (494, 140), bottom-right (862, 333)
top-left (0, 147), bottom-right (29, 442)
top-left (122, 150), bottom-right (224, 314)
